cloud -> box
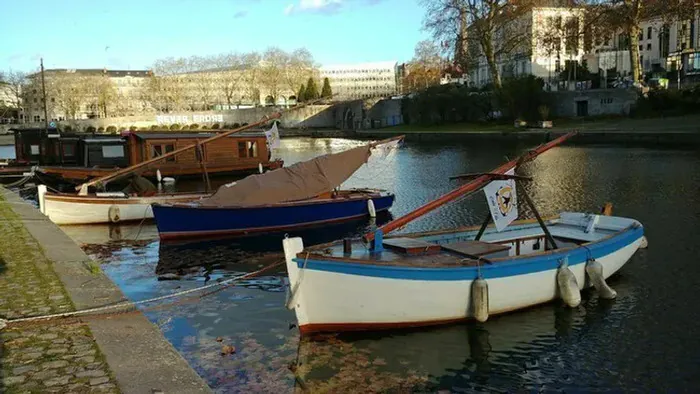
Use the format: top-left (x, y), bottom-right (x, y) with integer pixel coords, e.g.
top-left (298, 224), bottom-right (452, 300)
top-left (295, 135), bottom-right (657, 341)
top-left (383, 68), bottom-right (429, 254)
top-left (285, 0), bottom-right (381, 15)
top-left (233, 10), bottom-right (247, 18)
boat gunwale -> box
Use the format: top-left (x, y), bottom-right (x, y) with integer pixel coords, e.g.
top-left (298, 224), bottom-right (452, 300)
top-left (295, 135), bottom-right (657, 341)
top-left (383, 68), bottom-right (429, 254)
top-left (293, 218), bottom-right (642, 270)
top-left (152, 189), bottom-right (394, 210)
top-left (43, 191), bottom-right (210, 204)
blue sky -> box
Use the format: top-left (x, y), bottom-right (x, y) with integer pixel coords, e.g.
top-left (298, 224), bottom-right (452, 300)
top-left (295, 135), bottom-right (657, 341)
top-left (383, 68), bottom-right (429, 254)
top-left (1, 0), bottom-right (428, 73)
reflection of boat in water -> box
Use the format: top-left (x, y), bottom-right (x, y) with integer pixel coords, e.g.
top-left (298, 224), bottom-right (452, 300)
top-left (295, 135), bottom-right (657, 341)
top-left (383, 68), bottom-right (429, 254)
top-left (155, 212), bottom-right (392, 276)
top-left (290, 299), bottom-right (619, 392)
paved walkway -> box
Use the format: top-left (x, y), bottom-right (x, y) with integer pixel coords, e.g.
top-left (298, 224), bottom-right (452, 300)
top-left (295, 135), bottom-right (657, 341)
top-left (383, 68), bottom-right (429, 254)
top-left (0, 195), bottom-right (118, 393)
top-left (0, 188), bottom-right (212, 394)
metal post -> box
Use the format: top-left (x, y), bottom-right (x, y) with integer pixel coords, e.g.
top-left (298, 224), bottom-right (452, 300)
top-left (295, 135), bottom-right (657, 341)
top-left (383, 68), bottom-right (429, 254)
top-left (40, 58), bottom-right (49, 133)
top-left (518, 183), bottom-right (558, 250)
top-left (474, 212), bottom-right (492, 241)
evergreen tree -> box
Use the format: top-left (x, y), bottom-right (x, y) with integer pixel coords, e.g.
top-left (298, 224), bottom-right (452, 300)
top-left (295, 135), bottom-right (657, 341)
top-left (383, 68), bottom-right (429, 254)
top-left (304, 78), bottom-right (319, 101)
top-left (297, 84), bottom-right (306, 102)
top-left (321, 77), bottom-right (332, 98)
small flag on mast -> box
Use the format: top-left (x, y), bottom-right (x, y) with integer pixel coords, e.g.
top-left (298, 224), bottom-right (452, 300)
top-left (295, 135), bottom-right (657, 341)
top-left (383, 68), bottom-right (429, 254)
top-left (483, 168), bottom-right (518, 232)
top-left (265, 122), bottom-right (281, 149)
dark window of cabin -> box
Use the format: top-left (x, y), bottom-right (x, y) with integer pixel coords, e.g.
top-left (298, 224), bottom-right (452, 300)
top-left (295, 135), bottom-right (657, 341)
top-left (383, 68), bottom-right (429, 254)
top-left (247, 141), bottom-right (257, 158)
top-left (151, 143), bottom-right (175, 162)
top-left (238, 141), bottom-right (258, 158)
top-left (62, 144), bottom-right (75, 157)
top-left (102, 145), bottom-right (125, 158)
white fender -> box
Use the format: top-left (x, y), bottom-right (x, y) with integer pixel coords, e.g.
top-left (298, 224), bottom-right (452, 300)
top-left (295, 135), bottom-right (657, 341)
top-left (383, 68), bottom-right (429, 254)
top-left (585, 258), bottom-right (617, 299)
top-left (639, 236), bottom-right (648, 249)
top-left (108, 205), bottom-right (121, 223)
top-left (557, 258), bottom-right (581, 307)
top-left (156, 169), bottom-right (162, 183)
top-left (471, 278), bottom-right (489, 323)
top-left (367, 199), bottom-right (376, 218)
top-left (162, 177), bottom-right (176, 184)
top-left (37, 184), bottom-right (47, 215)
top-left (258, 163), bottom-right (263, 174)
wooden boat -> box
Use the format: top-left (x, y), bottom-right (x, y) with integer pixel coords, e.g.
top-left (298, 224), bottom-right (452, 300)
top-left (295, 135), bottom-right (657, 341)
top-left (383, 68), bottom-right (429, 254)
top-left (153, 189), bottom-right (394, 240)
top-left (37, 185), bottom-right (208, 225)
top-left (151, 136), bottom-right (404, 240)
top-left (9, 127), bottom-right (283, 184)
top-left (35, 115), bottom-right (284, 225)
top-left (282, 132), bottom-right (646, 335)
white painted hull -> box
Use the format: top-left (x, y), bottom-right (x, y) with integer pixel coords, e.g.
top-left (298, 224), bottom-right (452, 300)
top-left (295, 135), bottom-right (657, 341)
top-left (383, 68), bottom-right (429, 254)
top-left (283, 215), bottom-right (644, 334)
top-left (38, 186), bottom-right (207, 225)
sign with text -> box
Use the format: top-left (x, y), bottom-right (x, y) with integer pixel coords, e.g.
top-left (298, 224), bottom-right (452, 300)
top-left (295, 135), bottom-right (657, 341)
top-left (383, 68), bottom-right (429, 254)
top-left (156, 114), bottom-right (224, 125)
top-left (483, 168), bottom-right (518, 232)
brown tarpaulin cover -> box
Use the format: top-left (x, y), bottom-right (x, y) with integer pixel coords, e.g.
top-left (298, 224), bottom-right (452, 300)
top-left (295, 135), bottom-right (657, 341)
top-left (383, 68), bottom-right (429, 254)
top-left (198, 145), bottom-right (372, 207)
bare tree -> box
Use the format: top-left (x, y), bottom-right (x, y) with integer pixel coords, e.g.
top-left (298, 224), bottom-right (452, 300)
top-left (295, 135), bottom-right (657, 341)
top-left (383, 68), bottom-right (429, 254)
top-left (402, 40), bottom-right (445, 92)
top-left (284, 48), bottom-right (316, 97)
top-left (260, 47), bottom-right (287, 104)
top-left (214, 53), bottom-right (246, 108)
top-left (2, 70), bottom-right (27, 122)
top-left (241, 52), bottom-right (262, 105)
top-left (423, 0), bottom-right (534, 88)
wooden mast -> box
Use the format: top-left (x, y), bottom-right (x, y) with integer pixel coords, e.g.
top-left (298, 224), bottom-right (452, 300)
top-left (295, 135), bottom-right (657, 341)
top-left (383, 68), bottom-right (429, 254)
top-left (75, 113), bottom-right (281, 194)
top-left (363, 131), bottom-right (577, 244)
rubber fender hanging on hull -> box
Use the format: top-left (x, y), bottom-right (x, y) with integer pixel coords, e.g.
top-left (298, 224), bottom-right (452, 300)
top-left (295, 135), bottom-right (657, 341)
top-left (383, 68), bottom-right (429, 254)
top-left (471, 278), bottom-right (489, 322)
top-left (585, 258), bottom-right (617, 299)
top-left (639, 236), bottom-right (648, 249)
top-left (367, 199), bottom-right (376, 218)
top-left (557, 259), bottom-right (581, 307)
top-left (108, 205), bottom-right (121, 223)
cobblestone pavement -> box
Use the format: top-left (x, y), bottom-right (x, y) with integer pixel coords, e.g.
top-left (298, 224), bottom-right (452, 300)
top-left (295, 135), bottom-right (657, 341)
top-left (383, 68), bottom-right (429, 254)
top-left (0, 197), bottom-right (119, 393)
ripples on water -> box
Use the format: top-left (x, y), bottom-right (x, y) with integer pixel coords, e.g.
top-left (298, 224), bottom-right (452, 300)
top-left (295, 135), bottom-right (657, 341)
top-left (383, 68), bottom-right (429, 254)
top-left (65, 137), bottom-right (700, 392)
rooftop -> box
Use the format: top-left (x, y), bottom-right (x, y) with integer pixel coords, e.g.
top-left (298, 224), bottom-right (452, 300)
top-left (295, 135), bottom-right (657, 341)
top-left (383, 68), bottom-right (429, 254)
top-left (28, 69), bottom-right (151, 78)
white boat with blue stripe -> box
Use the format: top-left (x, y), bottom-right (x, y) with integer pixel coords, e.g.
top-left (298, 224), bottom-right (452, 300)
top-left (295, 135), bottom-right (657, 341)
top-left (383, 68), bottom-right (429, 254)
top-left (283, 213), bottom-right (644, 335)
top-left (282, 132), bottom-right (647, 335)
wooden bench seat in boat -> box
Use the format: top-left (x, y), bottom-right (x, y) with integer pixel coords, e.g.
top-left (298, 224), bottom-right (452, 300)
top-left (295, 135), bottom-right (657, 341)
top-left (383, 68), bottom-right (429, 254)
top-left (439, 240), bottom-right (511, 258)
top-left (382, 237), bottom-right (442, 255)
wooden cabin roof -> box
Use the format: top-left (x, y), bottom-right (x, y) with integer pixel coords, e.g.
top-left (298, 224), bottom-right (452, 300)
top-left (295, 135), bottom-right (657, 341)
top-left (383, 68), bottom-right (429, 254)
top-left (131, 132), bottom-right (265, 139)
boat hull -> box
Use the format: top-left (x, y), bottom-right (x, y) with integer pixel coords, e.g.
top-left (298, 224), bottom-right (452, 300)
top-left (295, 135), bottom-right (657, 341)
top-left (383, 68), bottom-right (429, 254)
top-left (38, 187), bottom-right (208, 225)
top-left (284, 220), bottom-right (644, 335)
top-left (152, 191), bottom-right (395, 240)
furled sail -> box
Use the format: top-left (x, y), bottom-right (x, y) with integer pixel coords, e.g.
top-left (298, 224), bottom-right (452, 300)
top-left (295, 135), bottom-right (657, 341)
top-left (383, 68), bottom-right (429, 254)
top-left (198, 145), bottom-right (372, 207)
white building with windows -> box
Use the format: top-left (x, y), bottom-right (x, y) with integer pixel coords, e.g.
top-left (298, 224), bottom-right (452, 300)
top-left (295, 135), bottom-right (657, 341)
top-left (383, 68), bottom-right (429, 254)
top-left (319, 61), bottom-right (399, 101)
top-left (469, 7), bottom-right (586, 88)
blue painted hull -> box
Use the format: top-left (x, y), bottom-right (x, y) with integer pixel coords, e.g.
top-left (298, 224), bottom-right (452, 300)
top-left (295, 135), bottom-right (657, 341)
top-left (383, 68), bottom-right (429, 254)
top-left (152, 191), bottom-right (395, 240)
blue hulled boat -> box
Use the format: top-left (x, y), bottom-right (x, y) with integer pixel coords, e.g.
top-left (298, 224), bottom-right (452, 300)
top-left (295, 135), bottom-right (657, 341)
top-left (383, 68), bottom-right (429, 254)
top-left (153, 189), bottom-right (394, 240)
top-left (152, 136), bottom-right (403, 241)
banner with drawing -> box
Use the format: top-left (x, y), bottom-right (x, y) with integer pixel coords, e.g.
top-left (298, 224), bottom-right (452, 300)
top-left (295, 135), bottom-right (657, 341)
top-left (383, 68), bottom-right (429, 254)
top-left (483, 168), bottom-right (518, 232)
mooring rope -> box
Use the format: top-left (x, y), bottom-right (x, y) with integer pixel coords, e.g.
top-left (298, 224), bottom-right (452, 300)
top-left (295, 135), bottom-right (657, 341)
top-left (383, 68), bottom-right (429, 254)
top-left (0, 259), bottom-right (284, 330)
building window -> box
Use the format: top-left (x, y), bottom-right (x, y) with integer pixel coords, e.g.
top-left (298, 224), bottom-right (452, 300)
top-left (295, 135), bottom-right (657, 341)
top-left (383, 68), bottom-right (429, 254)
top-left (33, 115), bottom-right (40, 122)
top-left (647, 43), bottom-right (652, 51)
top-left (151, 143), bottom-right (175, 162)
top-left (647, 27), bottom-right (652, 40)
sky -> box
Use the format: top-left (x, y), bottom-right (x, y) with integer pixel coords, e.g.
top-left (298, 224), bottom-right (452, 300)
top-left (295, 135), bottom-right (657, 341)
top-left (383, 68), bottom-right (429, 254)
top-left (0, 0), bottom-right (428, 73)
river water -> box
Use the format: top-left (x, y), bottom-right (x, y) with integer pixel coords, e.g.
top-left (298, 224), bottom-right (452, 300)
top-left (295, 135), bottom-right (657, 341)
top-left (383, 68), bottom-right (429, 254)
top-left (56, 137), bottom-right (700, 392)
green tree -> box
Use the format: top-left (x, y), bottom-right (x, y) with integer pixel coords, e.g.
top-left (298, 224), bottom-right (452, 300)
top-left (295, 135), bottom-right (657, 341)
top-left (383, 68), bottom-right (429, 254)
top-left (297, 84), bottom-right (306, 102)
top-left (304, 78), bottom-right (319, 101)
top-left (321, 78), bottom-right (332, 98)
